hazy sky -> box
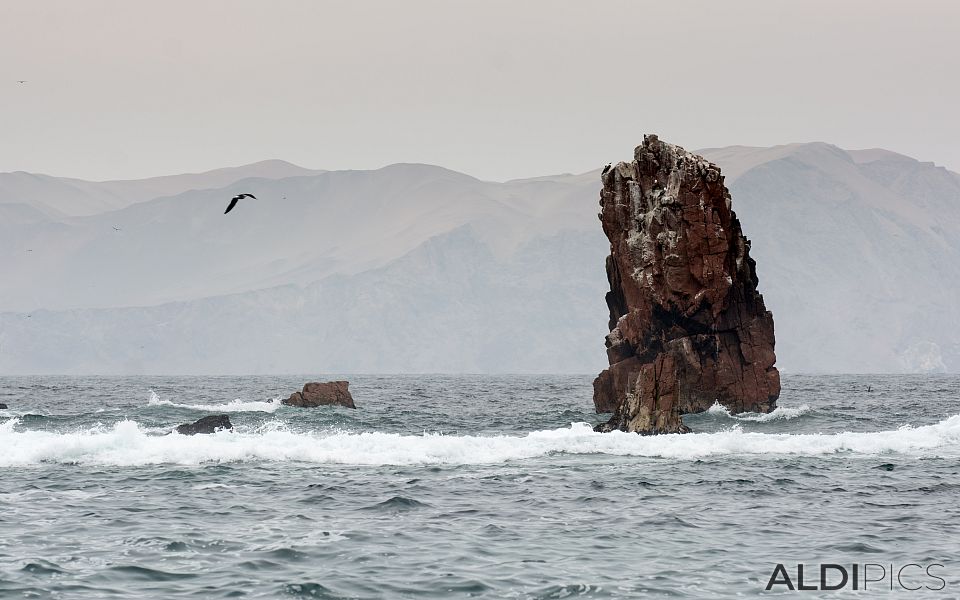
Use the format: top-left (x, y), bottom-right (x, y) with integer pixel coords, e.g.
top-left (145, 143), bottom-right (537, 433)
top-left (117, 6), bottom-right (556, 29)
top-left (2, 0), bottom-right (958, 181)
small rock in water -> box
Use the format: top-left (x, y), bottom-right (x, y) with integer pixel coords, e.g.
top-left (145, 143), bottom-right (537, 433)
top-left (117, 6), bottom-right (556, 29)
top-left (282, 381), bottom-right (355, 409)
top-left (176, 414), bottom-right (232, 435)
top-left (0, 403), bottom-right (7, 409)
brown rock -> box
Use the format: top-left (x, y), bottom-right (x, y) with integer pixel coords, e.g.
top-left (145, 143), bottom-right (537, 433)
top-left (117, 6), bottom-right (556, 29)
top-left (593, 134), bottom-right (780, 434)
top-left (282, 381), bottom-right (356, 409)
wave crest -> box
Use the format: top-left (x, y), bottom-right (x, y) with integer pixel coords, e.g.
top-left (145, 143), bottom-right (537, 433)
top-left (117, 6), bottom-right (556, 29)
top-left (706, 401), bottom-right (812, 422)
top-left (2, 414), bottom-right (959, 467)
top-left (148, 390), bottom-right (281, 413)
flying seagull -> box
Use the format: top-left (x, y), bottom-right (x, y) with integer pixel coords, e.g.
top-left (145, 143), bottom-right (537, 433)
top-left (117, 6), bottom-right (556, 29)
top-left (16, 80), bottom-right (26, 84)
top-left (112, 226), bottom-right (122, 231)
top-left (224, 193), bottom-right (255, 214)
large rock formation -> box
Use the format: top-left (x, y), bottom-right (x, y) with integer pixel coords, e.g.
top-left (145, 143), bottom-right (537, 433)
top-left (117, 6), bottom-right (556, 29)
top-left (282, 381), bottom-right (356, 408)
top-left (594, 135), bottom-right (780, 434)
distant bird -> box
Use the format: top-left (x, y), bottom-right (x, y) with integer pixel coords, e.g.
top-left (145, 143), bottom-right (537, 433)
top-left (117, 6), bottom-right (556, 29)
top-left (112, 226), bottom-right (122, 231)
top-left (16, 80), bottom-right (26, 84)
top-left (25, 249), bottom-right (33, 252)
top-left (224, 193), bottom-right (255, 214)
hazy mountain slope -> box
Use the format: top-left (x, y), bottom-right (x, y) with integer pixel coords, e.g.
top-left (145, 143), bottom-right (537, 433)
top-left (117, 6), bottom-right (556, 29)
top-left (0, 164), bottom-right (600, 311)
top-left (0, 159), bottom-right (320, 219)
top-left (3, 144), bottom-right (960, 374)
top-left (0, 226), bottom-right (610, 374)
top-left (700, 143), bottom-right (960, 372)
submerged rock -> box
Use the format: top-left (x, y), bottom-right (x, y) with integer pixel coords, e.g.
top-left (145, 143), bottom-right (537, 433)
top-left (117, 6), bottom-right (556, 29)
top-left (593, 135), bottom-right (780, 434)
top-left (176, 414), bottom-right (232, 435)
top-left (282, 381), bottom-right (355, 409)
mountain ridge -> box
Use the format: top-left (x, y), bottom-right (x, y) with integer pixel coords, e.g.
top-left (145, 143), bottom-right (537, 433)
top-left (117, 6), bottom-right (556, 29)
top-left (2, 142), bottom-right (958, 374)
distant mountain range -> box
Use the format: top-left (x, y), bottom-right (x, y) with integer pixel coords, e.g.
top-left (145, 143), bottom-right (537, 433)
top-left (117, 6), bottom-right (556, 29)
top-left (0, 159), bottom-right (320, 220)
top-left (1, 143), bottom-right (958, 374)
top-left (698, 143), bottom-right (960, 374)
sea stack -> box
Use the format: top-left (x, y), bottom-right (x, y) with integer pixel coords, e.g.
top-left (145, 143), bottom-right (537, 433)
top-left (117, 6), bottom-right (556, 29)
top-left (593, 135), bottom-right (780, 434)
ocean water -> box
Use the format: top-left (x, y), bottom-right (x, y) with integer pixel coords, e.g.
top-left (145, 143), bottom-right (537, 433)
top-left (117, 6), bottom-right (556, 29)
top-left (1, 374), bottom-right (959, 598)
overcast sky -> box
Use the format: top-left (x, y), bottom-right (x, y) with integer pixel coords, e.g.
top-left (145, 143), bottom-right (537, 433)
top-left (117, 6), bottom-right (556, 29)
top-left (1, 0), bottom-right (957, 181)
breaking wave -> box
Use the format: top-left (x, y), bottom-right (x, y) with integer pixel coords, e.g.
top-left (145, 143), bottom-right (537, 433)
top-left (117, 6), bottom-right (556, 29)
top-left (706, 401), bottom-right (812, 422)
top-left (147, 390), bottom-right (281, 413)
top-left (2, 414), bottom-right (959, 467)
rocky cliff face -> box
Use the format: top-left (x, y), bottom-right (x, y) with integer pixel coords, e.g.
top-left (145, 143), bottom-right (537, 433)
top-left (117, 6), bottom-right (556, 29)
top-left (594, 135), bottom-right (780, 434)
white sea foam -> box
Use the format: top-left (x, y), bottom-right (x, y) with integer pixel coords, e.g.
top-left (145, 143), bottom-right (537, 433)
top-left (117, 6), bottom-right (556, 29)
top-left (148, 390), bottom-right (281, 413)
top-left (706, 401), bottom-right (811, 422)
top-left (0, 407), bottom-right (29, 418)
top-left (2, 415), bottom-right (960, 467)
top-left (191, 483), bottom-right (234, 491)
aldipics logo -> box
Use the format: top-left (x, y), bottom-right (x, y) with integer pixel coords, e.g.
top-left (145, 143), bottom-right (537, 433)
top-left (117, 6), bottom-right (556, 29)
top-left (766, 564), bottom-right (947, 592)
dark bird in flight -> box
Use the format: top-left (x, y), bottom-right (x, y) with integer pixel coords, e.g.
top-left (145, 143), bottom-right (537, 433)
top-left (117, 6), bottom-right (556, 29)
top-left (16, 80), bottom-right (26, 84)
top-left (224, 193), bottom-right (255, 214)
top-left (112, 226), bottom-right (121, 231)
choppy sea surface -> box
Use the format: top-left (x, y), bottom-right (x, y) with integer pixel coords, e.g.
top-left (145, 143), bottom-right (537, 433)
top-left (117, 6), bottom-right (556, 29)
top-left (1, 374), bottom-right (959, 598)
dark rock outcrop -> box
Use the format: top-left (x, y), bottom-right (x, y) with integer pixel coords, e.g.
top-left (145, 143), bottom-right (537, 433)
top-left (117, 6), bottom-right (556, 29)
top-left (282, 381), bottom-right (355, 408)
top-left (594, 135), bottom-right (780, 434)
top-left (0, 403), bottom-right (7, 409)
top-left (176, 414), bottom-right (232, 435)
